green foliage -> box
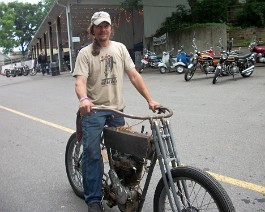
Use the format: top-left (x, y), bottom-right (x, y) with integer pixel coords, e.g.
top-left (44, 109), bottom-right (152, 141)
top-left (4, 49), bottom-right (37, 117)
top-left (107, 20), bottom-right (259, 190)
top-left (156, 0), bottom-right (236, 36)
top-left (156, 5), bottom-right (191, 35)
top-left (0, 3), bottom-right (17, 54)
top-left (237, 0), bottom-right (265, 27)
top-left (120, 0), bottom-right (142, 10)
top-left (0, 1), bottom-right (51, 55)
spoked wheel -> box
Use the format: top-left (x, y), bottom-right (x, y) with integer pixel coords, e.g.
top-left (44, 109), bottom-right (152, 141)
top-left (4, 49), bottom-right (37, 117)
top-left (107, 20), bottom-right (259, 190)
top-left (176, 65), bottom-right (185, 74)
top-left (29, 68), bottom-right (37, 76)
top-left (23, 66), bottom-right (30, 76)
top-left (212, 67), bottom-right (221, 84)
top-left (154, 166), bottom-right (235, 212)
top-left (184, 67), bottom-right (196, 81)
top-left (65, 132), bottom-right (84, 198)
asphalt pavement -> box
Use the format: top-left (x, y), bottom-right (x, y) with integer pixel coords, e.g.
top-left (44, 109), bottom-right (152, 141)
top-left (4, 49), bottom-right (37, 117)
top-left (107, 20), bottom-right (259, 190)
top-left (0, 65), bottom-right (264, 212)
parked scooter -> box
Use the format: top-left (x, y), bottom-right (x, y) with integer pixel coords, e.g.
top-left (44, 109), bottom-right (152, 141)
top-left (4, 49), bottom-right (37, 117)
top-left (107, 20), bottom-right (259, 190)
top-left (139, 49), bottom-right (161, 73)
top-left (158, 48), bottom-right (179, 74)
top-left (175, 46), bottom-right (192, 74)
top-left (249, 39), bottom-right (265, 63)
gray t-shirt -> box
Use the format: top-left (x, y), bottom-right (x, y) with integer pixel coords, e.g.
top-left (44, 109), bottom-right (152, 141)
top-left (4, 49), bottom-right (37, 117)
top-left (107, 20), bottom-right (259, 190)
top-left (73, 41), bottom-right (135, 110)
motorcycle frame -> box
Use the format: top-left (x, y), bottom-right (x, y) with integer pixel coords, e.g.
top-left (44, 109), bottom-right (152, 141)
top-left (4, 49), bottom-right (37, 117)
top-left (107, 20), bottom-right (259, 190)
top-left (105, 113), bottom-right (188, 212)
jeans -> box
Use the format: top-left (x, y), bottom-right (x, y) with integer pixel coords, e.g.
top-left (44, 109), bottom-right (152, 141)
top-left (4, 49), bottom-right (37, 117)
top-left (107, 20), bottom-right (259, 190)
top-left (40, 63), bottom-right (49, 75)
top-left (81, 111), bottom-right (125, 204)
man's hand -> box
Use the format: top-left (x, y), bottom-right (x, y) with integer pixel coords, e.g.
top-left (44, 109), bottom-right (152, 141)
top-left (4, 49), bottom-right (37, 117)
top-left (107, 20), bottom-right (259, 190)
top-left (79, 99), bottom-right (94, 115)
top-left (147, 99), bottom-right (161, 112)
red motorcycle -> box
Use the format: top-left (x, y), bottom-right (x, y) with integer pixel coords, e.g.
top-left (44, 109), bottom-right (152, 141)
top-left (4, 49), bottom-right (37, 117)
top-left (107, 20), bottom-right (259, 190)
top-left (249, 40), bottom-right (265, 63)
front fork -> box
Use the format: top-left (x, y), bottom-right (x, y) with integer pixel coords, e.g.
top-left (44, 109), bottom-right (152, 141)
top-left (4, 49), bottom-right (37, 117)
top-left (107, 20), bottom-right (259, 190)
top-left (151, 119), bottom-right (191, 211)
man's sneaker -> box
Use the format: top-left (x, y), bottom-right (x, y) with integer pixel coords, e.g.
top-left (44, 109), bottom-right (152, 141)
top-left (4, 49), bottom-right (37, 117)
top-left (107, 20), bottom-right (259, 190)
top-left (87, 202), bottom-right (103, 212)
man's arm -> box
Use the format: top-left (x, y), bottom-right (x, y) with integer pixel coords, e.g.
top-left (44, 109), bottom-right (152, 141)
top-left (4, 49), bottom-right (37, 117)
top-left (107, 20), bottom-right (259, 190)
top-left (75, 75), bottom-right (94, 114)
top-left (126, 68), bottom-right (160, 111)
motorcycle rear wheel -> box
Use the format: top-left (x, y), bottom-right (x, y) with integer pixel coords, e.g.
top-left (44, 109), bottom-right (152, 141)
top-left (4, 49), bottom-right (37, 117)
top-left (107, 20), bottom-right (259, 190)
top-left (176, 65), bottom-right (185, 74)
top-left (153, 166), bottom-right (235, 212)
top-left (65, 132), bottom-right (84, 199)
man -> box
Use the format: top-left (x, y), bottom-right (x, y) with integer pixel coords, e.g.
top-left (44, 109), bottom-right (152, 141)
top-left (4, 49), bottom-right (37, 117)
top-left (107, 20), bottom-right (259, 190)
top-left (38, 50), bottom-right (48, 75)
top-left (72, 11), bottom-right (160, 212)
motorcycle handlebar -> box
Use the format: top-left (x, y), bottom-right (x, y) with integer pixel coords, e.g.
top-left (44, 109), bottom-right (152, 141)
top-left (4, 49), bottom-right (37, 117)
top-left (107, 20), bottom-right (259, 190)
top-left (91, 106), bottom-right (173, 120)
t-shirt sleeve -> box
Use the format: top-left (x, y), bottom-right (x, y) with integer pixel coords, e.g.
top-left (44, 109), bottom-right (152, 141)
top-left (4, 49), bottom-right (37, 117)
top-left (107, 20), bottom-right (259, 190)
top-left (72, 49), bottom-right (90, 77)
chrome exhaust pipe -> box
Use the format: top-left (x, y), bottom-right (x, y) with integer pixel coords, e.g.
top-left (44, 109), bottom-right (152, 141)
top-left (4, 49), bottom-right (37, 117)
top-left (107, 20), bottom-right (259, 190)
top-left (242, 65), bottom-right (254, 74)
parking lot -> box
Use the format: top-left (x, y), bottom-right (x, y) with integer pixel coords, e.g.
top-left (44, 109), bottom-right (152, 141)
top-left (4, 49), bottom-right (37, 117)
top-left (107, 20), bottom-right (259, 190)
top-left (0, 65), bottom-right (264, 211)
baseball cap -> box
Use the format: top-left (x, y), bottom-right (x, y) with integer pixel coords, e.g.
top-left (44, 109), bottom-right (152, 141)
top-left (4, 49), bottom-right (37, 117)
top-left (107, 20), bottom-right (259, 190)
top-left (91, 11), bottom-right (111, 26)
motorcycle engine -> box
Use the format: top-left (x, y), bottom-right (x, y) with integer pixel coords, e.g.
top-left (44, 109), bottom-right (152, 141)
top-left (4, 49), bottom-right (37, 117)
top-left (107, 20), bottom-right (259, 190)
top-left (230, 62), bottom-right (239, 73)
top-left (113, 153), bottom-right (144, 187)
top-left (257, 53), bottom-right (265, 62)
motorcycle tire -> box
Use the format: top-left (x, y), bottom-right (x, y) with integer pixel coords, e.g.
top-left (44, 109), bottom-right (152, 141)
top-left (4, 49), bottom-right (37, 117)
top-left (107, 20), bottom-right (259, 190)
top-left (139, 64), bottom-right (144, 73)
top-left (23, 67), bottom-right (30, 76)
top-left (176, 65), bottom-right (185, 74)
top-left (153, 166), bottom-right (235, 212)
top-left (241, 60), bottom-right (254, 78)
top-left (213, 68), bottom-right (221, 84)
top-left (29, 68), bottom-right (37, 76)
top-left (184, 67), bottom-right (196, 81)
top-left (160, 67), bottom-right (166, 74)
top-left (65, 132), bottom-right (84, 199)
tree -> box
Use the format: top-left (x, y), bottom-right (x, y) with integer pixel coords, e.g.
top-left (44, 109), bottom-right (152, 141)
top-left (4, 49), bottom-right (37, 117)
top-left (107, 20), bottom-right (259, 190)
top-left (0, 1), bottom-right (53, 55)
top-left (0, 3), bottom-right (17, 54)
top-left (237, 0), bottom-right (265, 28)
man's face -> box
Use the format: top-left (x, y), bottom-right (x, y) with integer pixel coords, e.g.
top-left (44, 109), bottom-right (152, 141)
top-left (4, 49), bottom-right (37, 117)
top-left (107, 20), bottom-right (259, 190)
top-left (93, 22), bottom-right (112, 42)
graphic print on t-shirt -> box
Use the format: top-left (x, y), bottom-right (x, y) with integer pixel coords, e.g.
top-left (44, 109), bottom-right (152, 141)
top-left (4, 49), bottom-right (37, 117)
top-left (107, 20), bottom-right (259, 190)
top-left (100, 53), bottom-right (117, 86)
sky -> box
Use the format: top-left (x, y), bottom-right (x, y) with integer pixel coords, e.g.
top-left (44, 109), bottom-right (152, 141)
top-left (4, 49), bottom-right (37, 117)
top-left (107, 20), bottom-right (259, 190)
top-left (0, 0), bottom-right (40, 3)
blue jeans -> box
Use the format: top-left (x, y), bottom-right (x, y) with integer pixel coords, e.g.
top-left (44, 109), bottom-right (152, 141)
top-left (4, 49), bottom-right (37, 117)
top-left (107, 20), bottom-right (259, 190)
top-left (81, 111), bottom-right (125, 204)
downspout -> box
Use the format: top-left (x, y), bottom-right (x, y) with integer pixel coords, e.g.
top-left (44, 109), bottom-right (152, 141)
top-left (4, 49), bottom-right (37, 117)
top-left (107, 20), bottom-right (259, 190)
top-left (55, 0), bottom-right (74, 73)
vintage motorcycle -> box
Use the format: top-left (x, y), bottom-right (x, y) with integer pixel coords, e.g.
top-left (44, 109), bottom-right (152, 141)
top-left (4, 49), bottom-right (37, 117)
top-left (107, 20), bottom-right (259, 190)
top-left (212, 50), bottom-right (255, 84)
top-left (185, 38), bottom-right (220, 81)
top-left (139, 49), bottom-right (161, 73)
top-left (65, 107), bottom-right (235, 212)
top-left (249, 39), bottom-right (265, 63)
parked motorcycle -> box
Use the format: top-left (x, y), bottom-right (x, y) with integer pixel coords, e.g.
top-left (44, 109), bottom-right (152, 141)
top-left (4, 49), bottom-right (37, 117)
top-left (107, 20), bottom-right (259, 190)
top-left (185, 38), bottom-right (220, 81)
top-left (139, 49), bottom-right (161, 73)
top-left (249, 39), bottom-right (265, 63)
top-left (65, 107), bottom-right (235, 212)
top-left (212, 50), bottom-right (255, 84)
top-left (158, 48), bottom-right (179, 74)
top-left (175, 46), bottom-right (192, 74)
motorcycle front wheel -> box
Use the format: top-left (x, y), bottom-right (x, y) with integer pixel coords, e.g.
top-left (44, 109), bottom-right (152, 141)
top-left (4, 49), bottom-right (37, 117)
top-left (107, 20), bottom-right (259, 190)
top-left (139, 64), bottom-right (145, 73)
top-left (29, 68), bottom-right (37, 76)
top-left (184, 67), bottom-right (196, 81)
top-left (65, 132), bottom-right (84, 199)
top-left (212, 68), bottom-right (221, 84)
top-left (160, 67), bottom-right (167, 74)
top-left (153, 166), bottom-right (235, 212)
top-left (176, 65), bottom-right (185, 74)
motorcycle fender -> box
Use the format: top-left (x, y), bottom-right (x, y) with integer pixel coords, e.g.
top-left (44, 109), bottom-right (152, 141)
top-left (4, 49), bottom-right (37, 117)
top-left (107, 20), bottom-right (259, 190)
top-left (176, 62), bottom-right (185, 66)
top-left (158, 63), bottom-right (167, 68)
top-left (141, 59), bottom-right (148, 64)
top-left (188, 64), bottom-right (194, 69)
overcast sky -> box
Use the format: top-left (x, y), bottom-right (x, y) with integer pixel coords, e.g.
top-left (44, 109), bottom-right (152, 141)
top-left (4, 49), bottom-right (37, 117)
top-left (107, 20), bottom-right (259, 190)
top-left (0, 0), bottom-right (40, 4)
